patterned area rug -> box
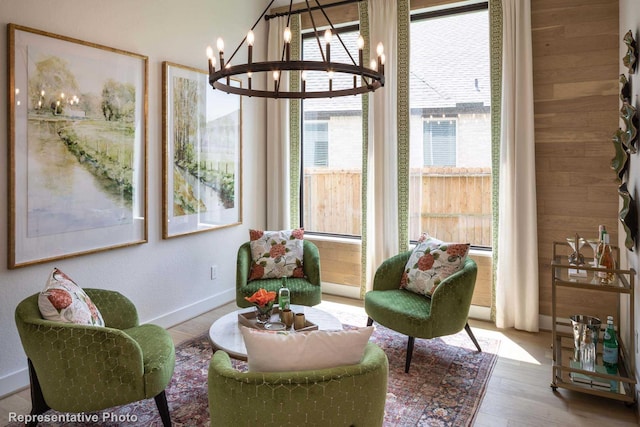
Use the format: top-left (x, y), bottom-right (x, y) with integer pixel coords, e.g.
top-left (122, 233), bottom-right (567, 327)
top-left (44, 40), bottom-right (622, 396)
top-left (8, 319), bottom-right (499, 427)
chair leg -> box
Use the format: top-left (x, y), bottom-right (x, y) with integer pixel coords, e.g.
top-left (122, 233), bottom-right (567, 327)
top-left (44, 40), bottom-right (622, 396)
top-left (154, 390), bottom-right (172, 427)
top-left (27, 359), bottom-right (49, 426)
top-left (367, 317), bottom-right (374, 326)
top-left (465, 322), bottom-right (482, 352)
top-left (405, 336), bottom-right (415, 373)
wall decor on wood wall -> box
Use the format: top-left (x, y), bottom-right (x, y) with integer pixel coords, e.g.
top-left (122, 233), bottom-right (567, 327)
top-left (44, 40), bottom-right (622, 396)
top-left (161, 62), bottom-right (243, 238)
top-left (619, 182), bottom-right (637, 252)
top-left (620, 102), bottom-right (638, 153)
top-left (620, 74), bottom-right (631, 103)
top-left (7, 24), bottom-right (148, 268)
top-left (623, 30), bottom-right (637, 74)
top-left (616, 30), bottom-right (638, 252)
top-left (612, 128), bottom-right (629, 183)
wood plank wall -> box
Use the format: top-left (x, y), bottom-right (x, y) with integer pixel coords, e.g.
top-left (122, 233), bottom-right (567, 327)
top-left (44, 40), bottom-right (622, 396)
top-left (531, 0), bottom-right (621, 318)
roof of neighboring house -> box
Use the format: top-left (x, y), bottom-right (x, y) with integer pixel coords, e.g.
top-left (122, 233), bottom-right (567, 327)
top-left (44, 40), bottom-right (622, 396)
top-left (302, 9), bottom-right (490, 113)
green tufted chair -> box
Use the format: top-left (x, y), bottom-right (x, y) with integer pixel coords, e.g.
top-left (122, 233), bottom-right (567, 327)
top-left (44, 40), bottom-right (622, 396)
top-left (365, 254), bottom-right (481, 373)
top-left (236, 239), bottom-right (322, 307)
top-left (15, 289), bottom-right (175, 427)
top-left (208, 342), bottom-right (389, 426)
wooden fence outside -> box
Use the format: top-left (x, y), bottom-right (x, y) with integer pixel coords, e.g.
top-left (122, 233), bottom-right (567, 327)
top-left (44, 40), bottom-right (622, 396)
top-left (303, 167), bottom-right (492, 246)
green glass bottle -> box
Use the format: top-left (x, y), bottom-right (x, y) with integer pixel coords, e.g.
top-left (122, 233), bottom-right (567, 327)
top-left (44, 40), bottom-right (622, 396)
top-left (602, 316), bottom-right (618, 371)
top-left (602, 316), bottom-right (619, 392)
top-left (278, 277), bottom-right (290, 312)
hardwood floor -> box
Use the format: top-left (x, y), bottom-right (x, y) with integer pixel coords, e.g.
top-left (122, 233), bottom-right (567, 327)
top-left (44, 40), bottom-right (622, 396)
top-left (1, 295), bottom-right (638, 426)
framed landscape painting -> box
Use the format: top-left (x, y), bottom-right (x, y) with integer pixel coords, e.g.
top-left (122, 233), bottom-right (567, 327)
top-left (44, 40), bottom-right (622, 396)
top-left (162, 62), bottom-right (242, 238)
top-left (8, 24), bottom-right (148, 268)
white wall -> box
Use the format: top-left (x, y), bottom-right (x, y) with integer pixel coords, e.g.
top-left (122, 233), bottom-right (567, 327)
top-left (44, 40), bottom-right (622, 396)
top-left (619, 0), bottom-right (640, 405)
top-left (0, 0), bottom-right (268, 397)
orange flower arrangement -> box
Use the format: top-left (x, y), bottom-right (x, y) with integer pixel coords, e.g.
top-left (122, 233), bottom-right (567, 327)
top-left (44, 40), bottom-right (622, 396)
top-left (245, 288), bottom-right (277, 308)
top-left (246, 288), bottom-right (277, 324)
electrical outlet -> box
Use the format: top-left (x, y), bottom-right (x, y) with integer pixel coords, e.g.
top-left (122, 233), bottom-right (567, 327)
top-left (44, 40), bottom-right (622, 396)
top-left (210, 265), bottom-right (218, 280)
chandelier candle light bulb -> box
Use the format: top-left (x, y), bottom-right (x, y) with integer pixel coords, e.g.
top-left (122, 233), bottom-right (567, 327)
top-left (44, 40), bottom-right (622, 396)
top-left (273, 70), bottom-right (280, 92)
top-left (206, 46), bottom-right (215, 73)
top-left (377, 42), bottom-right (384, 73)
top-left (324, 29), bottom-right (332, 62)
top-left (357, 35), bottom-right (364, 67)
top-left (284, 27), bottom-right (291, 61)
top-left (247, 30), bottom-right (254, 64)
top-left (217, 37), bottom-right (225, 68)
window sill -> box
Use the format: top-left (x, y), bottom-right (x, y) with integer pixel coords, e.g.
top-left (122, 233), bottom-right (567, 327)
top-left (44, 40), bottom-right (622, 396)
top-left (304, 234), bottom-right (361, 246)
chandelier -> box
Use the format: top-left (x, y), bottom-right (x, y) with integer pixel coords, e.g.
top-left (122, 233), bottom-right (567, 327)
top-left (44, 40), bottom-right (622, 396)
top-left (206, 0), bottom-right (385, 99)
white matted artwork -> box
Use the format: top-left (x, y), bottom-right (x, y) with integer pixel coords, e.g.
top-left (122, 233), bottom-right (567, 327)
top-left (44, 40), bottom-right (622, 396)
top-left (8, 24), bottom-right (148, 268)
top-left (162, 61), bottom-right (242, 238)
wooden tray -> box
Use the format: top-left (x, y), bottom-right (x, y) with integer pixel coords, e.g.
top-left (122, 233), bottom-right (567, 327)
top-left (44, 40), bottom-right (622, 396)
top-left (238, 306), bottom-right (319, 332)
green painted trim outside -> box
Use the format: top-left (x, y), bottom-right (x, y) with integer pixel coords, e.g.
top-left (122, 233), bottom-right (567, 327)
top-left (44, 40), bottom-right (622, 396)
top-left (290, 15), bottom-right (301, 228)
top-left (489, 0), bottom-right (502, 322)
top-left (359, 1), bottom-right (370, 298)
top-left (397, 0), bottom-right (410, 253)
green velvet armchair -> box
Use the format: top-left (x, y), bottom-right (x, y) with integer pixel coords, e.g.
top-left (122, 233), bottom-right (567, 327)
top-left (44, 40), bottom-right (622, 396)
top-left (236, 239), bottom-right (322, 307)
top-left (15, 289), bottom-right (175, 427)
top-left (208, 342), bottom-right (389, 426)
top-left (365, 253), bottom-right (481, 373)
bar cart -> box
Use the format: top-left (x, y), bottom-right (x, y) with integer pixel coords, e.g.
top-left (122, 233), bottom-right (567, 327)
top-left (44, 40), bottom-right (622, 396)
top-left (550, 240), bottom-right (636, 405)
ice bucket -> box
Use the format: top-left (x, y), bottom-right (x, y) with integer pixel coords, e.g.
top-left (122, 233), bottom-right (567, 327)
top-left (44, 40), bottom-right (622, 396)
top-left (570, 314), bottom-right (601, 362)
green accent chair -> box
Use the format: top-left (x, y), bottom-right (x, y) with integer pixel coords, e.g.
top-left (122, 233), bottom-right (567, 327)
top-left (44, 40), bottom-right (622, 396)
top-left (236, 239), bottom-right (322, 307)
top-left (15, 289), bottom-right (176, 427)
top-left (208, 342), bottom-right (389, 426)
top-left (365, 253), bottom-right (481, 373)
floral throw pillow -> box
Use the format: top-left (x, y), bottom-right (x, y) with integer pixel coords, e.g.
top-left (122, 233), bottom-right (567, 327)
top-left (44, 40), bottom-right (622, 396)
top-left (249, 228), bottom-right (305, 280)
top-left (400, 233), bottom-right (470, 297)
top-left (38, 268), bottom-right (105, 326)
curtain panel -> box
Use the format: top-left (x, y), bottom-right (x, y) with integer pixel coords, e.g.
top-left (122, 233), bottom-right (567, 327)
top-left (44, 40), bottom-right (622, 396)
top-left (494, 0), bottom-right (539, 332)
top-left (266, 15), bottom-right (300, 230)
top-left (360, 0), bottom-right (410, 297)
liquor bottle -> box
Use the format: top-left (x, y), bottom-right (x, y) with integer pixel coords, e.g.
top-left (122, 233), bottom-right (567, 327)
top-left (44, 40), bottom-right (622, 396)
top-left (596, 227), bottom-right (607, 262)
top-left (602, 316), bottom-right (619, 391)
top-left (597, 233), bottom-right (615, 284)
top-left (579, 329), bottom-right (596, 371)
top-left (598, 224), bottom-right (606, 238)
top-left (278, 277), bottom-right (290, 313)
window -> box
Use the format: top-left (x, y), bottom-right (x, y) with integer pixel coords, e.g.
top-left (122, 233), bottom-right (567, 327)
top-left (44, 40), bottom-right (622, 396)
top-left (409, 3), bottom-right (492, 247)
top-left (303, 122), bottom-right (329, 167)
top-left (423, 119), bottom-right (457, 167)
top-left (301, 27), bottom-right (362, 237)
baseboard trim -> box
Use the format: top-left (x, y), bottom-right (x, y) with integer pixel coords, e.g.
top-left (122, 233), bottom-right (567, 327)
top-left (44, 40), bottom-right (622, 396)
top-left (145, 289), bottom-right (236, 328)
top-left (469, 305), bottom-right (491, 321)
top-left (0, 369), bottom-right (29, 400)
top-left (322, 282), bottom-right (362, 299)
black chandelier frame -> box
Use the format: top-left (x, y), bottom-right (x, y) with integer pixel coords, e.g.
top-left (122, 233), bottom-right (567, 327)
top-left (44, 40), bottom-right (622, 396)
top-left (207, 0), bottom-right (385, 99)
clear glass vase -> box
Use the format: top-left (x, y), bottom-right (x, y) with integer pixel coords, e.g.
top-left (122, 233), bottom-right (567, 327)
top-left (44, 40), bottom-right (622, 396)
top-left (255, 304), bottom-right (273, 325)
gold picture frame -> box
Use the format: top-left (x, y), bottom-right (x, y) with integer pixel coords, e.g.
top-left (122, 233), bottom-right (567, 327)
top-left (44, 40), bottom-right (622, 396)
top-left (8, 24), bottom-right (148, 268)
top-left (161, 61), bottom-right (242, 238)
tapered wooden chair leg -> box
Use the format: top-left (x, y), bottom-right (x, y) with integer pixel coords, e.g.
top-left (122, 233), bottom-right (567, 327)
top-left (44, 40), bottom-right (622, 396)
top-left (465, 322), bottom-right (482, 352)
top-left (405, 336), bottom-right (415, 373)
top-left (154, 390), bottom-right (171, 427)
top-left (27, 359), bottom-right (49, 427)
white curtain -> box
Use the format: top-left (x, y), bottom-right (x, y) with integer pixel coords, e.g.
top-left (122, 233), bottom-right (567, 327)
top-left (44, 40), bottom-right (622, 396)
top-left (266, 16), bottom-right (291, 230)
top-left (364, 0), bottom-right (400, 291)
top-left (496, 0), bottom-right (539, 331)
